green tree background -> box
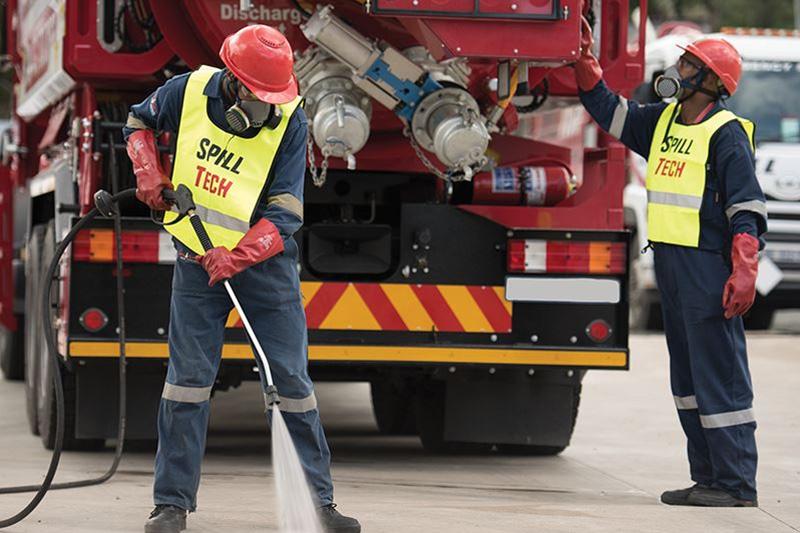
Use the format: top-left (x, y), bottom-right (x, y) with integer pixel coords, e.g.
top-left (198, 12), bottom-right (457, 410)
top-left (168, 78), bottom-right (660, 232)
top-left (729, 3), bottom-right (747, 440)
top-left (644, 0), bottom-right (796, 30)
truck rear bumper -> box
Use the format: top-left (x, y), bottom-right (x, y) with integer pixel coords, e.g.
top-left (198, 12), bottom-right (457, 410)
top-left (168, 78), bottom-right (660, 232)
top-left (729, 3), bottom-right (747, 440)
top-left (68, 341), bottom-right (628, 369)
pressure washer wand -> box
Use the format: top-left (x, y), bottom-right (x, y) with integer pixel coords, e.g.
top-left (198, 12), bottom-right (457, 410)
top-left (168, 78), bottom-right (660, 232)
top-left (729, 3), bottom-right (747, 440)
top-left (164, 185), bottom-right (280, 408)
top-left (221, 281), bottom-right (279, 406)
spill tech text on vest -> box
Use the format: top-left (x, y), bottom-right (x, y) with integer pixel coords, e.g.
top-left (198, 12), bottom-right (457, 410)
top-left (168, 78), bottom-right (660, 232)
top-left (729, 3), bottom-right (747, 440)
top-left (194, 138), bottom-right (246, 198)
top-left (196, 138), bottom-right (244, 174)
top-left (655, 135), bottom-right (694, 178)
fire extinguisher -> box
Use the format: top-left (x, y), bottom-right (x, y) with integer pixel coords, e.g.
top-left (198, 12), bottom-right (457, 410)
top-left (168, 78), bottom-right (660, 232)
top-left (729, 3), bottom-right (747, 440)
top-left (472, 164), bottom-right (577, 206)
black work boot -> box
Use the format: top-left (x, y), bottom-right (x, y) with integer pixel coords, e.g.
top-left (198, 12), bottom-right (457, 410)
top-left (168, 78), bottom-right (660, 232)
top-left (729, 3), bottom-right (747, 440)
top-left (687, 486), bottom-right (758, 507)
top-left (660, 484), bottom-right (706, 506)
top-left (144, 505), bottom-right (187, 533)
top-left (318, 504), bottom-right (361, 533)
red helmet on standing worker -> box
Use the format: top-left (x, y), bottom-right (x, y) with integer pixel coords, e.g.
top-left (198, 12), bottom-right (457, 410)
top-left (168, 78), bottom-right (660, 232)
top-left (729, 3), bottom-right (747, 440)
top-left (219, 25), bottom-right (298, 104)
top-left (678, 38), bottom-right (742, 96)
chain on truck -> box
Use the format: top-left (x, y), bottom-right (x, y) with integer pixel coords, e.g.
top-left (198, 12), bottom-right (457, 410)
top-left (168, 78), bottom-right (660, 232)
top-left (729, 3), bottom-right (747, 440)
top-left (0, 0), bottom-right (646, 456)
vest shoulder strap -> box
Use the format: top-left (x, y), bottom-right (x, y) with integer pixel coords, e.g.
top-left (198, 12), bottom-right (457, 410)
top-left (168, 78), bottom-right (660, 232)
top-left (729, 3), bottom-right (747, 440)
top-left (703, 109), bottom-right (755, 150)
top-left (186, 66), bottom-right (219, 97)
top-left (277, 96), bottom-right (303, 120)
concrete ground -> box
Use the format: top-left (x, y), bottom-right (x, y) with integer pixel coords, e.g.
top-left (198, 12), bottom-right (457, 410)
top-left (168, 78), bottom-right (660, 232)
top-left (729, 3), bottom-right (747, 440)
top-left (0, 317), bottom-right (798, 532)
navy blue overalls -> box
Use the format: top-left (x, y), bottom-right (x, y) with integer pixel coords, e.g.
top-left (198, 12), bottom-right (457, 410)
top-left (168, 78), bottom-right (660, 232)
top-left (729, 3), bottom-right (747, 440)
top-left (125, 70), bottom-right (335, 511)
top-left (580, 81), bottom-right (767, 500)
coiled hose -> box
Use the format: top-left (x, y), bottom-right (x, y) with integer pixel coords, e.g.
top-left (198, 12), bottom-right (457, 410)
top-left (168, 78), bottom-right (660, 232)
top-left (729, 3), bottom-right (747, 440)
top-left (0, 188), bottom-right (136, 528)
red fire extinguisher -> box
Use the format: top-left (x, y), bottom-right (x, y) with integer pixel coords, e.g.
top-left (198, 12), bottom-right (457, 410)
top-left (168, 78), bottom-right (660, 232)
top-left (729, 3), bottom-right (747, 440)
top-left (472, 164), bottom-right (576, 206)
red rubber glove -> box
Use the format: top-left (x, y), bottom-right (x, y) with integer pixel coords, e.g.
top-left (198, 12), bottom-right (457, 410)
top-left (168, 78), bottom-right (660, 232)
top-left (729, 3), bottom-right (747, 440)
top-left (126, 129), bottom-right (173, 211)
top-left (722, 233), bottom-right (759, 319)
top-left (199, 218), bottom-right (285, 286)
top-left (574, 17), bottom-right (603, 91)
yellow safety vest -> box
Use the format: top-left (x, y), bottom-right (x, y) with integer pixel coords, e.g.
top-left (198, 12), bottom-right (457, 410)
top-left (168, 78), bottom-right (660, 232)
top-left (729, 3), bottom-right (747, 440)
top-left (646, 103), bottom-right (754, 248)
top-left (164, 66), bottom-right (302, 254)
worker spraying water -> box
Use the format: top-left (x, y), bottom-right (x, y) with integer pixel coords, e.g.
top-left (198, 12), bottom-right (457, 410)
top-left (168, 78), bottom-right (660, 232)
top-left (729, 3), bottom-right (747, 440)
top-left (162, 185), bottom-right (324, 533)
top-left (125, 24), bottom-right (360, 533)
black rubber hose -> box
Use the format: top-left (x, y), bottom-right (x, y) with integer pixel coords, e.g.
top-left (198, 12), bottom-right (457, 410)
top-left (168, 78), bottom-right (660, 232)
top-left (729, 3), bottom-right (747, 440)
top-left (289, 0), bottom-right (312, 19)
top-left (0, 188), bottom-right (136, 528)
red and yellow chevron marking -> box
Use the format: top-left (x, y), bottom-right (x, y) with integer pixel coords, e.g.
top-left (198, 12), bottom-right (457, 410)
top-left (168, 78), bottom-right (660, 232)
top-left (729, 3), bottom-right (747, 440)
top-left (225, 282), bottom-right (512, 333)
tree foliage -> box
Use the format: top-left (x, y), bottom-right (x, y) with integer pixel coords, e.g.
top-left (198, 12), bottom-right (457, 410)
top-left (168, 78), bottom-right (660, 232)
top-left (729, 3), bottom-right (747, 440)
top-left (647, 0), bottom-right (796, 30)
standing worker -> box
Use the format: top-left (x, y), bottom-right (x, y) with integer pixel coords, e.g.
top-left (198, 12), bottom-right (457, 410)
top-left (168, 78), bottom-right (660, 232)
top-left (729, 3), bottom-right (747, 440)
top-left (124, 25), bottom-right (361, 532)
top-left (573, 18), bottom-right (765, 507)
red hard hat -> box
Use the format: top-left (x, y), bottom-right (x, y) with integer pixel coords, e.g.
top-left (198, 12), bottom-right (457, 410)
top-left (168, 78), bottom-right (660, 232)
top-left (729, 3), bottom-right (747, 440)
top-left (678, 38), bottom-right (742, 96)
top-left (219, 25), bottom-right (298, 104)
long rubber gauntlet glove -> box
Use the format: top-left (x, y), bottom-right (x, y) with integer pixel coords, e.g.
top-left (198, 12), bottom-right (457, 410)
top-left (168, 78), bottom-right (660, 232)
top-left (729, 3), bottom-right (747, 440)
top-left (722, 233), bottom-right (759, 319)
top-left (199, 218), bottom-right (285, 286)
top-left (574, 17), bottom-right (604, 92)
top-left (126, 129), bottom-right (173, 211)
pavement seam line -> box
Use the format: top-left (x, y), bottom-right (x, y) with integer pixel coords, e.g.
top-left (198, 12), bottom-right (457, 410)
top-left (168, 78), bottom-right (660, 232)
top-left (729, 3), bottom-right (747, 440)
top-left (758, 508), bottom-right (800, 532)
top-left (566, 456), bottom-right (654, 497)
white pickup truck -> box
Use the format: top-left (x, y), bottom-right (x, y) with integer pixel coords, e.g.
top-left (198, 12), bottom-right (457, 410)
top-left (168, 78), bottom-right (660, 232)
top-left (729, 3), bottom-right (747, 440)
top-left (626, 28), bottom-right (800, 330)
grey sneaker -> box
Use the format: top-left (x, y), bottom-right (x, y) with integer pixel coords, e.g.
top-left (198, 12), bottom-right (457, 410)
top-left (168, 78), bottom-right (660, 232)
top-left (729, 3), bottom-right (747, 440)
top-left (318, 504), bottom-right (361, 533)
top-left (144, 505), bottom-right (187, 533)
top-left (687, 486), bottom-right (758, 507)
top-left (660, 484), bottom-right (706, 506)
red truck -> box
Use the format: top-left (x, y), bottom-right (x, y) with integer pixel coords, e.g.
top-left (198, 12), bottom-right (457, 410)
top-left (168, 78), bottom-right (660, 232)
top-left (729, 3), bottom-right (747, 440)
top-left (0, 0), bottom-right (646, 453)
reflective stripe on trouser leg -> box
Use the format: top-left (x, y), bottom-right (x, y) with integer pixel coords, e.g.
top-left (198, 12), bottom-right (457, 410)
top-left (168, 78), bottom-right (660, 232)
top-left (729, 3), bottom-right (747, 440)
top-left (163, 383), bottom-right (213, 403)
top-left (674, 395), bottom-right (698, 410)
top-left (154, 243), bottom-right (233, 512)
top-left (270, 393), bottom-right (318, 413)
top-left (655, 244), bottom-right (713, 486)
top-left (234, 249), bottom-right (334, 506)
top-left (700, 408), bottom-right (755, 429)
top-left (676, 246), bottom-right (758, 501)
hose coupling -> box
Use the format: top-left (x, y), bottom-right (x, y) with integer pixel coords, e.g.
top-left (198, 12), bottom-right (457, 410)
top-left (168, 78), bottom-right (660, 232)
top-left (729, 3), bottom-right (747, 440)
top-left (264, 385), bottom-right (281, 410)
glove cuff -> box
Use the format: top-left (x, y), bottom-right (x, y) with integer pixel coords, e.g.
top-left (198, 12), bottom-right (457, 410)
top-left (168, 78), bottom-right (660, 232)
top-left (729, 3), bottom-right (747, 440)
top-left (127, 129), bottom-right (167, 179)
top-left (575, 55), bottom-right (603, 92)
top-left (230, 218), bottom-right (285, 267)
top-left (731, 232), bottom-right (759, 270)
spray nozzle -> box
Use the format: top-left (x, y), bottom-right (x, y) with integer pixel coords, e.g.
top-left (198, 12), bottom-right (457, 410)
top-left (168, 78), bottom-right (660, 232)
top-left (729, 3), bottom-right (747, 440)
top-left (93, 190), bottom-right (118, 217)
top-left (162, 184), bottom-right (196, 215)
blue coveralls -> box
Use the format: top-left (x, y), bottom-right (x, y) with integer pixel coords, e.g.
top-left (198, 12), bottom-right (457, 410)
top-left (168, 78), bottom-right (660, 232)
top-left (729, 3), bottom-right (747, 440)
top-left (580, 81), bottom-right (767, 501)
top-left (125, 70), bottom-right (334, 511)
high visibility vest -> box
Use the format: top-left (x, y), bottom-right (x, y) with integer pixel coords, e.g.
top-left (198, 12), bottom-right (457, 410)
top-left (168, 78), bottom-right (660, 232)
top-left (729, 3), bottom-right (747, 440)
top-left (646, 103), bottom-right (754, 248)
top-left (163, 66), bottom-right (302, 254)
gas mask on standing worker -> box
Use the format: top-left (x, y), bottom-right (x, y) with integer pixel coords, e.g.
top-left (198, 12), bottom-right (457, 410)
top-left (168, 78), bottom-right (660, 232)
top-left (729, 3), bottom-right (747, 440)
top-left (654, 55), bottom-right (721, 102)
top-left (654, 65), bottom-right (685, 100)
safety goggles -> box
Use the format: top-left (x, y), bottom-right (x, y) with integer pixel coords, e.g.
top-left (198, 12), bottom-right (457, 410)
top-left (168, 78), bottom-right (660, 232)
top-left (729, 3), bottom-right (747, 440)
top-left (677, 55), bottom-right (705, 73)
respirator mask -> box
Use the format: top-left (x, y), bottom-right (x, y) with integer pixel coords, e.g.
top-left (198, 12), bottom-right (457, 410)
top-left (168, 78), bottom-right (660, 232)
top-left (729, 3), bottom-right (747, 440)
top-left (225, 78), bottom-right (273, 133)
top-left (654, 65), bottom-right (684, 100)
top-left (654, 58), bottom-right (716, 101)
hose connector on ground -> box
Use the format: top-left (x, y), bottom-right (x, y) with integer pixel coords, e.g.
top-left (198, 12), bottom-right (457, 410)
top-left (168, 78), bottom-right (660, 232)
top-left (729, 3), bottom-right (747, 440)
top-left (264, 385), bottom-right (281, 411)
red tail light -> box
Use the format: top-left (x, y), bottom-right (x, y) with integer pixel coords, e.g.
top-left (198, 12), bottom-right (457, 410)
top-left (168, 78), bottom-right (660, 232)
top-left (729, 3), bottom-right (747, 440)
top-left (586, 319), bottom-right (612, 343)
top-left (507, 239), bottom-right (626, 274)
top-left (80, 308), bottom-right (108, 332)
top-left (73, 230), bottom-right (175, 263)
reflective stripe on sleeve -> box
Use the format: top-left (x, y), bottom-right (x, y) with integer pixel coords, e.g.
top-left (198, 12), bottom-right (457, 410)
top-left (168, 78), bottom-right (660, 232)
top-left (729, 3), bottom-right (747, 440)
top-left (126, 113), bottom-right (149, 130)
top-left (171, 204), bottom-right (250, 234)
top-left (726, 200), bottom-right (768, 221)
top-left (267, 193), bottom-right (304, 221)
top-left (699, 408), bottom-right (756, 429)
top-left (273, 393), bottom-right (318, 413)
top-left (674, 395), bottom-right (698, 410)
top-left (609, 97), bottom-right (629, 139)
top-left (648, 190), bottom-right (703, 210)
top-left (162, 383), bottom-right (213, 403)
